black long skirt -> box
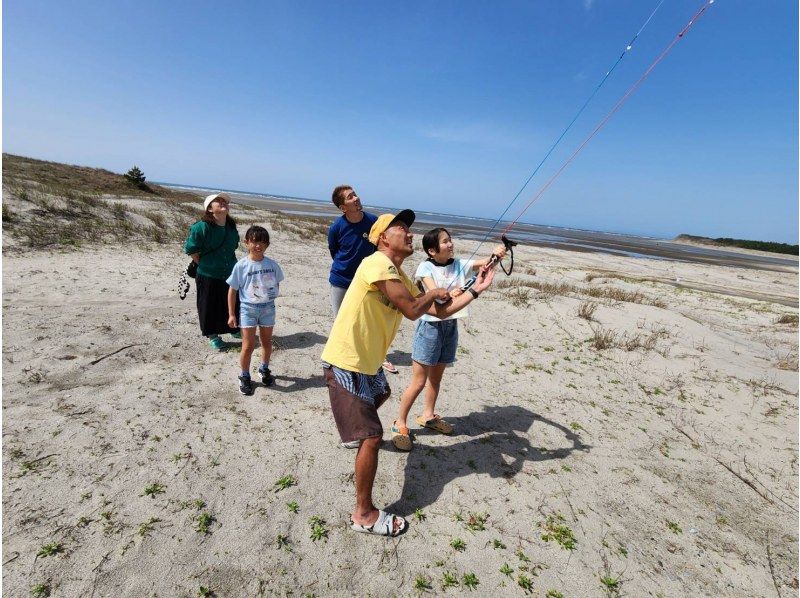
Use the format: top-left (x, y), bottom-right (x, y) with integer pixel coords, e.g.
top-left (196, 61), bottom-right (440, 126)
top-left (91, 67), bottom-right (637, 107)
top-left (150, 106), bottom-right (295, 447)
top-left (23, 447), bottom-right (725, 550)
top-left (195, 273), bottom-right (240, 336)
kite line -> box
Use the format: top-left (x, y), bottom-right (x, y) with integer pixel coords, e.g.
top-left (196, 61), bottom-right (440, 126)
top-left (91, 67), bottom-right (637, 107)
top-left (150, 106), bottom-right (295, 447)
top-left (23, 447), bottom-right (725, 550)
top-left (453, 0), bottom-right (715, 287)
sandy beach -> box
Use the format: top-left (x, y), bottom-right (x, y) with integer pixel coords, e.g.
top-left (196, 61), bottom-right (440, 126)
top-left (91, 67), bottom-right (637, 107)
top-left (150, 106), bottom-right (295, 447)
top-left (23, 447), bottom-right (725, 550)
top-left (2, 159), bottom-right (798, 597)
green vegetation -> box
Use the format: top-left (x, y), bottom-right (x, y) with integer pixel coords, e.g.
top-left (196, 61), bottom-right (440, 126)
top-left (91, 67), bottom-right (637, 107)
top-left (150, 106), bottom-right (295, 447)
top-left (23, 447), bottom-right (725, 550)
top-left (600, 574), bottom-right (621, 596)
top-left (676, 234), bottom-right (798, 255)
top-left (414, 575), bottom-right (432, 592)
top-left (666, 520), bottom-right (683, 534)
top-left (450, 538), bottom-right (466, 551)
top-left (462, 573), bottom-right (479, 590)
top-left (195, 512), bottom-right (216, 534)
top-left (37, 541), bottom-right (64, 558)
top-left (441, 571), bottom-right (458, 590)
top-left (31, 583), bottom-right (51, 597)
top-left (138, 517), bottom-right (160, 537)
top-left (143, 482), bottom-right (166, 498)
top-left (517, 574), bottom-right (534, 593)
top-left (274, 475), bottom-right (297, 491)
top-left (286, 501), bottom-right (300, 513)
top-left (309, 516), bottom-right (329, 542)
top-left (465, 512), bottom-right (488, 532)
top-left (124, 165), bottom-right (149, 190)
top-left (541, 513), bottom-right (577, 551)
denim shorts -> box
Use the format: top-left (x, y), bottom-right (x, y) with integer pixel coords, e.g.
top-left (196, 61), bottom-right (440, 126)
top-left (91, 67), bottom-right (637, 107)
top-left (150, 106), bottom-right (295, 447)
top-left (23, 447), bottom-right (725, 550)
top-left (411, 319), bottom-right (458, 365)
top-left (240, 301), bottom-right (276, 328)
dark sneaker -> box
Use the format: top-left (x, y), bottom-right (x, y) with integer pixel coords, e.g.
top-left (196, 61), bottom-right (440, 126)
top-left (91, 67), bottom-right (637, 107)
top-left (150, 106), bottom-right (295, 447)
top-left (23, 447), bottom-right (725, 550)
top-left (238, 374), bottom-right (254, 396)
top-left (258, 366), bottom-right (275, 387)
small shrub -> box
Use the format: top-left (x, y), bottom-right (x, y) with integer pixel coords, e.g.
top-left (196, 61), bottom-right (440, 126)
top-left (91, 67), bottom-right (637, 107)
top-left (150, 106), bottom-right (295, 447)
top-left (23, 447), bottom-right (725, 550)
top-left (450, 538), bottom-right (466, 551)
top-left (776, 314), bottom-right (799, 325)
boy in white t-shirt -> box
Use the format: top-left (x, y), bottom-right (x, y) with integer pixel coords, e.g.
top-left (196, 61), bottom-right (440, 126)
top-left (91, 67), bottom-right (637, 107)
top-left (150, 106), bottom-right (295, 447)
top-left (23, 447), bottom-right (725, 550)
top-left (391, 227), bottom-right (505, 451)
top-left (226, 225), bottom-right (285, 395)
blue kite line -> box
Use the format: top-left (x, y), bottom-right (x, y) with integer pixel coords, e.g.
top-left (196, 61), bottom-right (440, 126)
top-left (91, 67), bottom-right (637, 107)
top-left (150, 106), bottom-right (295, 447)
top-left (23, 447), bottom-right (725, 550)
top-left (450, 0), bottom-right (667, 288)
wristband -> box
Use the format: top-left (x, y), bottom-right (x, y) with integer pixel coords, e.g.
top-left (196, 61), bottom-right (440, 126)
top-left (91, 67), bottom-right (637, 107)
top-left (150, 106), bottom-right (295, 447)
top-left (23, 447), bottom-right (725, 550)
top-left (468, 288), bottom-right (480, 299)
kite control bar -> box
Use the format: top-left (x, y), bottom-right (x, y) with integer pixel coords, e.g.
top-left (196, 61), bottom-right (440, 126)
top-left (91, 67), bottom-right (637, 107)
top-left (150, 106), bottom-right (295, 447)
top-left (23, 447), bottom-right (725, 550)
top-left (460, 234), bottom-right (518, 292)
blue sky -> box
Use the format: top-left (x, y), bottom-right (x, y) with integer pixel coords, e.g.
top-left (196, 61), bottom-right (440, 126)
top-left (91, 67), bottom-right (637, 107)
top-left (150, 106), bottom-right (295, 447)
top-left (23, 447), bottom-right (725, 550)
top-left (4, 1), bottom-right (797, 242)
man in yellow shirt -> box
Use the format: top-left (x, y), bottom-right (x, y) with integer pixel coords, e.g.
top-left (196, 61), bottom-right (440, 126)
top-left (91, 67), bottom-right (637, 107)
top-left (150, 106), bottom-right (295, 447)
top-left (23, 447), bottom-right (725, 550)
top-left (321, 209), bottom-right (496, 536)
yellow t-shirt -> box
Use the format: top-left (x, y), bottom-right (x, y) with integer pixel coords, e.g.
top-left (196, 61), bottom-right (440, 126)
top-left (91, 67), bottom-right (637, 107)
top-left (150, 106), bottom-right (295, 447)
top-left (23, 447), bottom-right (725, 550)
top-left (322, 252), bottom-right (420, 374)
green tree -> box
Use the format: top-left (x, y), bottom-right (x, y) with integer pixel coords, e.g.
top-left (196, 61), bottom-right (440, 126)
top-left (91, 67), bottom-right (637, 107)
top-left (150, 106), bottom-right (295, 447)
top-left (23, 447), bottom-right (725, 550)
top-left (124, 165), bottom-right (148, 189)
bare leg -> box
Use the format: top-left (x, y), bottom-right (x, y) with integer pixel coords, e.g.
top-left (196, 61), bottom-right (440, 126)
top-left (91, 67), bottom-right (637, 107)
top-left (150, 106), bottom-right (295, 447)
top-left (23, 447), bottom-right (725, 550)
top-left (351, 435), bottom-right (401, 532)
top-left (396, 361), bottom-right (430, 428)
top-left (352, 436), bottom-right (380, 525)
top-left (257, 326), bottom-right (273, 366)
top-left (420, 363), bottom-right (447, 420)
top-left (239, 328), bottom-right (257, 373)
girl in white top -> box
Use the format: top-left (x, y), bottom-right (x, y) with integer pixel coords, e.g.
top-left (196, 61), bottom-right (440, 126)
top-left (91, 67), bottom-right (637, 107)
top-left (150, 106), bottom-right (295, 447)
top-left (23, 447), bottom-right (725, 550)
top-left (391, 227), bottom-right (506, 451)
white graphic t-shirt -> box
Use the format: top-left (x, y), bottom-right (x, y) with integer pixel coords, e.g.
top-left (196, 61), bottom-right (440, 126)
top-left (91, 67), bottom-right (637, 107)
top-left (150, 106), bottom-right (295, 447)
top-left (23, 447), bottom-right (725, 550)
top-left (226, 256), bottom-right (285, 304)
top-left (415, 258), bottom-right (475, 322)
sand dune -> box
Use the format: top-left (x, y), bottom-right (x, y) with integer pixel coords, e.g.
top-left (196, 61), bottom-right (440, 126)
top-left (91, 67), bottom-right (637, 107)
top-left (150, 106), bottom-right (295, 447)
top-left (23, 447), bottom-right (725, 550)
top-left (2, 179), bottom-right (798, 596)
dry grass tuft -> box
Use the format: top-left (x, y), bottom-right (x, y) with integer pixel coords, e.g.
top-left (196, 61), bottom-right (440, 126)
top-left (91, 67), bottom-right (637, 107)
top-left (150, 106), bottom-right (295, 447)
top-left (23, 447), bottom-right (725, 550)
top-left (775, 314), bottom-right (799, 325)
top-left (269, 214), bottom-right (329, 241)
top-left (577, 301), bottom-right (597, 320)
top-left (496, 277), bottom-right (665, 308)
top-left (775, 353), bottom-right (798, 371)
top-left (589, 326), bottom-right (617, 350)
top-left (504, 286), bottom-right (531, 308)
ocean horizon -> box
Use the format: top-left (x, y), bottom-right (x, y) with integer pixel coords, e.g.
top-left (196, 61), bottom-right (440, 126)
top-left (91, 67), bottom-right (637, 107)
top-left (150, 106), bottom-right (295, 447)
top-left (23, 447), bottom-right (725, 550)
top-left (160, 182), bottom-right (797, 272)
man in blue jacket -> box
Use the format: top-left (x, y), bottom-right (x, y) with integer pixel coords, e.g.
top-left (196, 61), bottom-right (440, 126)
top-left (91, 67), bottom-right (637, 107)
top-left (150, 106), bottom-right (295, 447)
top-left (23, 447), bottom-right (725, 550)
top-left (327, 185), bottom-right (398, 379)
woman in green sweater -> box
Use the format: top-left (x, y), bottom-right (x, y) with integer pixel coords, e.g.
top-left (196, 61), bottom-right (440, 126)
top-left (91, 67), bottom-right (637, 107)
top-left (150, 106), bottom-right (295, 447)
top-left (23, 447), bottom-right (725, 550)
top-left (184, 193), bottom-right (241, 350)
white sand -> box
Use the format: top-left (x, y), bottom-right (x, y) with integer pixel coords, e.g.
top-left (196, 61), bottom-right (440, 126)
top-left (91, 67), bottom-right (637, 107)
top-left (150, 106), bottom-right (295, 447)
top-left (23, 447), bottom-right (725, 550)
top-left (2, 203), bottom-right (798, 597)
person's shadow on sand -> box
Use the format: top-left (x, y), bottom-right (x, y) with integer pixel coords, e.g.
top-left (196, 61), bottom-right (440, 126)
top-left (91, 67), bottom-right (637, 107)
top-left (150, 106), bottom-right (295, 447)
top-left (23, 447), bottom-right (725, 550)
top-left (268, 374), bottom-right (326, 393)
top-left (273, 332), bottom-right (327, 350)
top-left (383, 405), bottom-right (591, 517)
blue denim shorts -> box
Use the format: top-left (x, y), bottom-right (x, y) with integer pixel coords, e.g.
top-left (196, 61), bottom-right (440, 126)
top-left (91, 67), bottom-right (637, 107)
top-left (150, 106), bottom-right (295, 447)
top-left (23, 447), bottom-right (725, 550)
top-left (411, 319), bottom-right (458, 365)
top-left (240, 301), bottom-right (276, 328)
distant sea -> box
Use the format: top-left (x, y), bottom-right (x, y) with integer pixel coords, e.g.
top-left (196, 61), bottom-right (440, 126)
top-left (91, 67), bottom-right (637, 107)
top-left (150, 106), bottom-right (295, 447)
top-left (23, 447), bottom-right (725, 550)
top-left (161, 183), bottom-right (797, 273)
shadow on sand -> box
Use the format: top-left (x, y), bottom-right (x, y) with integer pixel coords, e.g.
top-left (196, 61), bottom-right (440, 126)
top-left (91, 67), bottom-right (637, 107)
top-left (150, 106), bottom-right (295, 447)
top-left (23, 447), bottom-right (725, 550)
top-left (383, 404), bottom-right (591, 517)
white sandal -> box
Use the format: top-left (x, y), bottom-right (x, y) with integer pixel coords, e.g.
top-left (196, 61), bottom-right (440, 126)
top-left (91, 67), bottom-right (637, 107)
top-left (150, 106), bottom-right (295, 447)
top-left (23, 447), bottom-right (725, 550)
top-left (350, 510), bottom-right (407, 537)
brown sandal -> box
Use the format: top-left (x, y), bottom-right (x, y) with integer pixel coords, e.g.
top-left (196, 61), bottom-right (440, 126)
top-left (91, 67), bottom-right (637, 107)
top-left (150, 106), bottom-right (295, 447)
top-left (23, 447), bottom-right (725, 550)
top-left (391, 421), bottom-right (412, 451)
top-left (415, 414), bottom-right (454, 435)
